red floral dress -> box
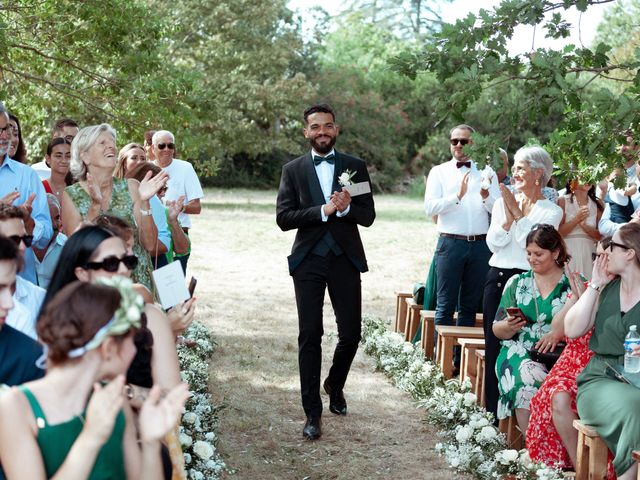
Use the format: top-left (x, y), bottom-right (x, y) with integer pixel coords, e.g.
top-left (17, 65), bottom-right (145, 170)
top-left (527, 330), bottom-right (615, 478)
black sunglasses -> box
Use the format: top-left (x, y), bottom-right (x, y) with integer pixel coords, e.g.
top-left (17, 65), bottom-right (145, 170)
top-left (602, 238), bottom-right (629, 252)
top-left (531, 223), bottom-right (556, 232)
top-left (157, 143), bottom-right (175, 150)
top-left (9, 234), bottom-right (34, 248)
top-left (450, 138), bottom-right (470, 146)
top-left (84, 254), bottom-right (139, 272)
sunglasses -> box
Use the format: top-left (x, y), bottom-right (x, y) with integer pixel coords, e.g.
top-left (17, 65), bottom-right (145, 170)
top-left (84, 254), bottom-right (139, 272)
top-left (531, 223), bottom-right (556, 232)
top-left (9, 234), bottom-right (34, 248)
top-left (602, 238), bottom-right (629, 252)
top-left (156, 143), bottom-right (175, 150)
top-left (450, 138), bottom-right (470, 146)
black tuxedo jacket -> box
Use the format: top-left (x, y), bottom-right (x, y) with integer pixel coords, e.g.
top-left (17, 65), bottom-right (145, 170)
top-left (276, 151), bottom-right (375, 274)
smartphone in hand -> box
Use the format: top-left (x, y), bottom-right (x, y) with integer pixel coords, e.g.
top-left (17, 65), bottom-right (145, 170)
top-left (188, 277), bottom-right (197, 297)
top-left (506, 307), bottom-right (527, 323)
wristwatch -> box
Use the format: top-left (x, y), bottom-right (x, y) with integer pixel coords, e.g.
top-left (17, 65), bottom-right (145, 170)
top-left (588, 281), bottom-right (602, 292)
top-left (140, 208), bottom-right (152, 217)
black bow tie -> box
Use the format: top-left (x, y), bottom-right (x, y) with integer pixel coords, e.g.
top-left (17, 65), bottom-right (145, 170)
top-left (313, 154), bottom-right (335, 166)
top-left (456, 161), bottom-right (471, 169)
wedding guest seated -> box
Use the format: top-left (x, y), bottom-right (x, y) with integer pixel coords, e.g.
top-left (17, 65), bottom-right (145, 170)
top-left (527, 239), bottom-right (614, 478)
top-left (0, 279), bottom-right (189, 479)
top-left (0, 205), bottom-right (45, 339)
top-left (492, 224), bottom-right (573, 436)
top-left (126, 163), bottom-right (191, 269)
top-left (567, 222), bottom-right (640, 480)
top-left (42, 137), bottom-right (73, 205)
top-left (7, 113), bottom-right (26, 164)
top-left (558, 179), bottom-right (603, 279)
top-left (60, 123), bottom-right (167, 290)
top-left (0, 235), bottom-right (44, 386)
top-left (33, 194), bottom-right (67, 289)
top-left (483, 145), bottom-right (562, 419)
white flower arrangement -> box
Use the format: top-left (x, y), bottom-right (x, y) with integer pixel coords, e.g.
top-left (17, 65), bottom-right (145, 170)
top-left (338, 169), bottom-right (356, 186)
top-left (177, 321), bottom-right (226, 479)
top-left (361, 315), bottom-right (564, 480)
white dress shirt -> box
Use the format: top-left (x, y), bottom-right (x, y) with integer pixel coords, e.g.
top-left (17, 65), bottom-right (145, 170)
top-left (7, 276), bottom-right (46, 340)
top-left (424, 159), bottom-right (500, 235)
top-left (486, 198), bottom-right (563, 270)
top-left (312, 149), bottom-right (350, 221)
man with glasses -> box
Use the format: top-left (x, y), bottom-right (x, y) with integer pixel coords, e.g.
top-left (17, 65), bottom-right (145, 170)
top-left (424, 124), bottom-right (500, 367)
top-left (152, 130), bottom-right (203, 272)
top-left (0, 102), bottom-right (52, 285)
top-left (31, 118), bottom-right (80, 180)
top-left (0, 205), bottom-right (46, 339)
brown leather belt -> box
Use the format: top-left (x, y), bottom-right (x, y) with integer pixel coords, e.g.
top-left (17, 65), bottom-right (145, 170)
top-left (440, 233), bottom-right (487, 242)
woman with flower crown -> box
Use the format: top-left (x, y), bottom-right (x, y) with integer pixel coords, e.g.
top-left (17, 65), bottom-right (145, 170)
top-left (492, 224), bottom-right (573, 437)
top-left (0, 279), bottom-right (189, 479)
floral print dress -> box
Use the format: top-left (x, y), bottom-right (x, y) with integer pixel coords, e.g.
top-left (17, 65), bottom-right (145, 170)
top-left (494, 270), bottom-right (571, 420)
top-left (66, 178), bottom-right (154, 290)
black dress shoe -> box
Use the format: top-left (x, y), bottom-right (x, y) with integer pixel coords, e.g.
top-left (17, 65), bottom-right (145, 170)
top-left (323, 379), bottom-right (347, 415)
top-left (302, 416), bottom-right (321, 440)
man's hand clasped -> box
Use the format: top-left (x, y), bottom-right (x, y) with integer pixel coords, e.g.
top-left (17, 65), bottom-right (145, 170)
top-left (324, 190), bottom-right (352, 216)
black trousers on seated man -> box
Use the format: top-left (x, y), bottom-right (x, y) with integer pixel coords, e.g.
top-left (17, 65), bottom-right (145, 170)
top-left (293, 252), bottom-right (362, 417)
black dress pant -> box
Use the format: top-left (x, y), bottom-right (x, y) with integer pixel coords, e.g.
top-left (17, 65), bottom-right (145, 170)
top-left (482, 266), bottom-right (525, 421)
top-left (292, 252), bottom-right (362, 418)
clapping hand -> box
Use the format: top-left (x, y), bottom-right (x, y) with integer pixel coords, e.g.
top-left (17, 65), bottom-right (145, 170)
top-left (565, 266), bottom-right (586, 299)
top-left (17, 193), bottom-right (36, 234)
top-left (500, 184), bottom-right (522, 220)
top-left (0, 191), bottom-right (20, 205)
top-left (166, 196), bottom-right (186, 223)
top-left (574, 206), bottom-right (590, 224)
top-left (83, 375), bottom-right (126, 445)
top-left (86, 173), bottom-right (103, 206)
top-left (167, 297), bottom-right (196, 336)
top-left (591, 253), bottom-right (615, 287)
top-left (331, 190), bottom-right (351, 213)
top-left (138, 383), bottom-right (190, 443)
top-left (138, 171), bottom-right (169, 202)
top-left (457, 172), bottom-right (470, 200)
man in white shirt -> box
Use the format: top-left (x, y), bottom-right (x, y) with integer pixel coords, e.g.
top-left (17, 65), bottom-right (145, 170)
top-left (152, 130), bottom-right (204, 273)
top-left (0, 206), bottom-right (45, 339)
top-left (424, 125), bottom-right (499, 365)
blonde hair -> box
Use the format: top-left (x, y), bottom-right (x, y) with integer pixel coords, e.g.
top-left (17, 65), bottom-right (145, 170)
top-left (114, 143), bottom-right (145, 179)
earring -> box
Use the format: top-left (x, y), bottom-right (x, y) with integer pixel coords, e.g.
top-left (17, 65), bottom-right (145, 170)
top-left (535, 179), bottom-right (540, 186)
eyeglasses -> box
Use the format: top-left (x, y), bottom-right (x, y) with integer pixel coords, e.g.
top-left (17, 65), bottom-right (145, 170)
top-left (8, 234), bottom-right (34, 248)
top-left (602, 238), bottom-right (629, 252)
top-left (450, 138), bottom-right (470, 146)
top-left (156, 143), bottom-right (175, 150)
top-left (84, 254), bottom-right (139, 272)
top-left (592, 252), bottom-right (601, 261)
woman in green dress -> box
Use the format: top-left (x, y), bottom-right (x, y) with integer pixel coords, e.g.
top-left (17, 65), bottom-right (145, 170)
top-left (61, 124), bottom-right (168, 290)
top-left (566, 223), bottom-right (640, 479)
top-left (0, 279), bottom-right (189, 479)
top-left (493, 224), bottom-right (573, 435)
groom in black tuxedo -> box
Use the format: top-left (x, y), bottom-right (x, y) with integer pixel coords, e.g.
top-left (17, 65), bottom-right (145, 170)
top-left (276, 104), bottom-right (375, 440)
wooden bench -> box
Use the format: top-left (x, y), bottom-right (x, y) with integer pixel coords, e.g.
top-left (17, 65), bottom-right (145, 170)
top-left (420, 312), bottom-right (484, 360)
top-left (394, 292), bottom-right (413, 334)
top-left (404, 297), bottom-right (423, 342)
top-left (499, 415), bottom-right (524, 450)
top-left (435, 325), bottom-right (484, 379)
top-left (573, 420), bottom-right (608, 480)
top-left (474, 350), bottom-right (485, 408)
top-left (459, 337), bottom-right (486, 390)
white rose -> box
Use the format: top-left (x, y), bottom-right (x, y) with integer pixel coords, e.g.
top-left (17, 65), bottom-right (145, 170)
top-left (183, 453), bottom-right (192, 464)
top-left (339, 172), bottom-right (350, 184)
top-left (190, 471), bottom-right (204, 480)
top-left (463, 392), bottom-right (477, 406)
top-left (193, 441), bottom-right (214, 460)
top-left (180, 433), bottom-right (193, 448)
top-left (496, 449), bottom-right (519, 465)
top-left (455, 426), bottom-right (473, 443)
top-left (476, 425), bottom-right (498, 443)
top-left (183, 412), bottom-right (197, 425)
top-left (126, 305), bottom-right (140, 322)
top-left (205, 432), bottom-right (215, 441)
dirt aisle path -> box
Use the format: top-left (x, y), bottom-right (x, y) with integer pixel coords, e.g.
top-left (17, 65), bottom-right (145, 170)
top-left (189, 189), bottom-right (463, 479)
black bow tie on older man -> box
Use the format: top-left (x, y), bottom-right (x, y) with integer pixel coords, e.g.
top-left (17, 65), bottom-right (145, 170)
top-left (456, 161), bottom-right (471, 169)
top-left (313, 154), bottom-right (335, 166)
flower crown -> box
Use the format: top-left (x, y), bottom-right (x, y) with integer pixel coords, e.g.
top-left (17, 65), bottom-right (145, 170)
top-left (67, 276), bottom-right (144, 358)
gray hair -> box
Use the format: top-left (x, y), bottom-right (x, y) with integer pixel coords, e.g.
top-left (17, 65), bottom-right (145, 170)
top-left (152, 130), bottom-right (174, 145)
top-left (513, 146), bottom-right (554, 186)
top-left (449, 124), bottom-right (476, 136)
top-left (0, 101), bottom-right (7, 116)
top-left (46, 193), bottom-right (61, 211)
top-left (70, 123), bottom-right (117, 181)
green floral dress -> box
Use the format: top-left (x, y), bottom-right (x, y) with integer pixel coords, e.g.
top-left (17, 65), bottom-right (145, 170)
top-left (495, 270), bottom-right (571, 419)
top-left (66, 178), bottom-right (154, 290)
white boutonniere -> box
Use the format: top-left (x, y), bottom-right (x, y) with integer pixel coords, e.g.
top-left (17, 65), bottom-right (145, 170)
top-left (338, 169), bottom-right (356, 186)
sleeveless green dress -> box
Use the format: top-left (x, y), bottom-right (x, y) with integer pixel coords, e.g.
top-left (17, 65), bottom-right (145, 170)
top-left (66, 178), bottom-right (154, 290)
top-left (20, 386), bottom-right (126, 479)
top-left (577, 278), bottom-right (640, 475)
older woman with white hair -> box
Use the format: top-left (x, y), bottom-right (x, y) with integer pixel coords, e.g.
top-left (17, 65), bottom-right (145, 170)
top-left (481, 145), bottom-right (564, 421)
top-left (60, 124), bottom-right (168, 290)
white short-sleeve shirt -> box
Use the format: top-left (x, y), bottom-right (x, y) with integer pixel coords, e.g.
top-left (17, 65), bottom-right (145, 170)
top-left (160, 159), bottom-right (204, 229)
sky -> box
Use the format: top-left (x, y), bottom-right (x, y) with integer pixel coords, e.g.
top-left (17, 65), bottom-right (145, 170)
top-left (287, 0), bottom-right (615, 55)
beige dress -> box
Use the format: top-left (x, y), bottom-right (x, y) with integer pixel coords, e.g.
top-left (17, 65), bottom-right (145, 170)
top-left (562, 194), bottom-right (597, 279)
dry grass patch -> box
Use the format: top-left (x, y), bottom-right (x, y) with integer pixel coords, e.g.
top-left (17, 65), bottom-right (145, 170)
top-left (189, 188), bottom-right (467, 479)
